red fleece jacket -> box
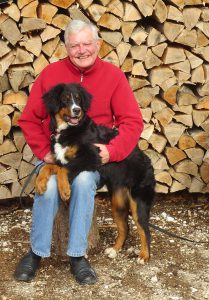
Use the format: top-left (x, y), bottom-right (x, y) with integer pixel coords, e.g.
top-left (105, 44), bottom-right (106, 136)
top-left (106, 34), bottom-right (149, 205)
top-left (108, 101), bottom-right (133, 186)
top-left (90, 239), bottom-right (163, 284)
top-left (18, 57), bottom-right (144, 162)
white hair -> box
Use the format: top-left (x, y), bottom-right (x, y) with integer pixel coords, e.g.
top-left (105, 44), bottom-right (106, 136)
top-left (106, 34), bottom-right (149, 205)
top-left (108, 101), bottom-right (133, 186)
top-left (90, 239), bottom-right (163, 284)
top-left (64, 20), bottom-right (99, 45)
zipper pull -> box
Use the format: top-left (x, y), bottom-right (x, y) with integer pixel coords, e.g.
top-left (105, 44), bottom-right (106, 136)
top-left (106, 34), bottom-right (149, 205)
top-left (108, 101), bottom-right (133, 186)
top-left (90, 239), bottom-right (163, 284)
top-left (80, 73), bottom-right (84, 82)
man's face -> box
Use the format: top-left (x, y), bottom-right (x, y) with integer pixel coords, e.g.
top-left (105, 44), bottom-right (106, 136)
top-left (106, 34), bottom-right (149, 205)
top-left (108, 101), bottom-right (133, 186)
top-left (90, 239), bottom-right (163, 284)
top-left (66, 28), bottom-right (101, 71)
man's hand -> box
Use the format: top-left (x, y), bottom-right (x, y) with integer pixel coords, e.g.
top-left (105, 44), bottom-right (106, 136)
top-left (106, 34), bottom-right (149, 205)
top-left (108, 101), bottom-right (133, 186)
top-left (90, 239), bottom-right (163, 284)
top-left (94, 144), bottom-right (110, 164)
top-left (43, 152), bottom-right (55, 164)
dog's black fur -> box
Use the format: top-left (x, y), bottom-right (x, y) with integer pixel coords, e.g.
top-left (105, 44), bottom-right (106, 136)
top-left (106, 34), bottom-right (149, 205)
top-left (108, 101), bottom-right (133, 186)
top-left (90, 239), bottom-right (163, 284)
top-left (36, 83), bottom-right (155, 262)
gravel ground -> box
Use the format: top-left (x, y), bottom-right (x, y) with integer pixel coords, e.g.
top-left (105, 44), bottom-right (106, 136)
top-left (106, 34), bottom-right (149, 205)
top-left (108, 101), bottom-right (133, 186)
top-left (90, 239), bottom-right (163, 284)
top-left (0, 193), bottom-right (209, 300)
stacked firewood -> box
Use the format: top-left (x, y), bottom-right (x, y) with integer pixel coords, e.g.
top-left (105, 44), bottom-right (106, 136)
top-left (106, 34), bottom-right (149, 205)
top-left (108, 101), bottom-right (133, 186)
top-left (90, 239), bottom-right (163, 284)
top-left (0, 0), bottom-right (209, 199)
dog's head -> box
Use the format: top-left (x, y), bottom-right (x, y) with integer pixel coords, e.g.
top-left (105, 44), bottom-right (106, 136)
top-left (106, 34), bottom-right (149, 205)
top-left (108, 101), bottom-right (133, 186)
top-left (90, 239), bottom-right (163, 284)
top-left (43, 83), bottom-right (92, 132)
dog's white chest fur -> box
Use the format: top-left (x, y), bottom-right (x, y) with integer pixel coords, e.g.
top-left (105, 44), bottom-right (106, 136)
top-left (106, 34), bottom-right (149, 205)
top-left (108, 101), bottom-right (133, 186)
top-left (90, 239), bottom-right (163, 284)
top-left (54, 142), bottom-right (68, 165)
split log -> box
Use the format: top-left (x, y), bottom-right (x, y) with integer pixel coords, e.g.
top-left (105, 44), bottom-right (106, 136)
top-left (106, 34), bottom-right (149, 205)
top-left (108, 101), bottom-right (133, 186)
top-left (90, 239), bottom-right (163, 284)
top-left (163, 85), bottom-right (178, 105)
top-left (173, 114), bottom-right (193, 128)
top-left (3, 90), bottom-right (28, 106)
top-left (20, 36), bottom-right (42, 57)
top-left (116, 42), bottom-right (131, 66)
top-left (163, 47), bottom-right (186, 64)
top-left (0, 168), bottom-right (18, 184)
top-left (163, 122), bottom-right (186, 147)
top-left (42, 36), bottom-right (60, 57)
top-left (98, 13), bottom-right (122, 31)
top-left (37, 3), bottom-right (58, 24)
top-left (152, 42), bottom-right (167, 57)
top-left (100, 31), bottom-right (122, 47)
top-left (174, 159), bottom-right (198, 177)
top-left (165, 147), bottom-right (187, 165)
top-left (132, 62), bottom-right (148, 76)
top-left (107, 0), bottom-right (124, 18)
top-left (123, 3), bottom-right (141, 22)
top-left (0, 152), bottom-right (22, 169)
top-left (154, 0), bottom-right (167, 23)
top-left (20, 17), bottom-right (46, 33)
top-left (51, 14), bottom-right (71, 30)
top-left (189, 177), bottom-right (206, 193)
top-left (131, 27), bottom-right (147, 45)
top-left (149, 133), bottom-right (167, 153)
top-left (184, 147), bottom-right (204, 166)
top-left (144, 49), bottom-right (162, 69)
top-left (193, 110), bottom-right (209, 127)
top-left (155, 171), bottom-right (172, 186)
top-left (121, 22), bottom-right (137, 42)
top-left (48, 0), bottom-right (76, 9)
top-left (133, 0), bottom-right (154, 17)
top-left (130, 45), bottom-right (147, 61)
top-left (183, 8), bottom-right (201, 30)
top-left (170, 181), bottom-right (186, 193)
top-left (18, 160), bottom-right (35, 180)
top-left (87, 4), bottom-right (106, 22)
top-left (21, 0), bottom-right (38, 18)
top-left (3, 3), bottom-right (21, 22)
top-left (33, 54), bottom-right (49, 75)
top-left (178, 134), bottom-right (196, 150)
top-left (0, 52), bottom-right (16, 77)
top-left (0, 41), bottom-right (12, 58)
top-left (0, 185), bottom-right (12, 200)
top-left (0, 18), bottom-right (23, 45)
top-left (40, 25), bottom-right (61, 42)
top-left (163, 21), bottom-right (184, 42)
top-left (154, 107), bottom-right (174, 127)
top-left (167, 5), bottom-right (183, 22)
top-left (169, 168), bottom-right (191, 189)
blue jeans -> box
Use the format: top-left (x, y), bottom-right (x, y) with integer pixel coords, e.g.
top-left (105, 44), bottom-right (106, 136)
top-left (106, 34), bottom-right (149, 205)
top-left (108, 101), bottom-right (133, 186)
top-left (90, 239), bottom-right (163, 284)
top-left (30, 161), bottom-right (101, 257)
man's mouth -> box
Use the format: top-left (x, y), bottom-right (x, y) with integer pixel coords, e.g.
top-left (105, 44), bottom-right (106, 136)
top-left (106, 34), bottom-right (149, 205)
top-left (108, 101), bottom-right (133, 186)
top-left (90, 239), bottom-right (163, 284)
top-left (77, 55), bottom-right (89, 60)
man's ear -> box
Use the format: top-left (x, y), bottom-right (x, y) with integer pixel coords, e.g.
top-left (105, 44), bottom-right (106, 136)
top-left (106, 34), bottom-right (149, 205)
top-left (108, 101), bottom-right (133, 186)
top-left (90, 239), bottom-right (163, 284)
top-left (43, 84), bottom-right (66, 114)
top-left (96, 39), bottom-right (102, 52)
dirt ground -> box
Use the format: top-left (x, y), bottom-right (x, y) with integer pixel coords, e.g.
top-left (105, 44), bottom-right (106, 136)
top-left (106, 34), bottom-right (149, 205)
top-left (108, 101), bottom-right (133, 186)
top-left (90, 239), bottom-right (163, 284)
top-left (0, 193), bottom-right (209, 300)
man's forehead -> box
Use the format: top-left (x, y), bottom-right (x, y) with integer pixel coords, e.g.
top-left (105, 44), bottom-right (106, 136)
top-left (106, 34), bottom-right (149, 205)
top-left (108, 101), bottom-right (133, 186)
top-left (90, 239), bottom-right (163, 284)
top-left (68, 28), bottom-right (93, 41)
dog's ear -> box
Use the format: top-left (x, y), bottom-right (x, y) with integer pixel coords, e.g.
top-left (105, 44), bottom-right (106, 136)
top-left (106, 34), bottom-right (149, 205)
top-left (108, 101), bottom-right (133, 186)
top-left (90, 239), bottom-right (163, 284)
top-left (78, 85), bottom-right (92, 112)
top-left (43, 84), bottom-right (66, 114)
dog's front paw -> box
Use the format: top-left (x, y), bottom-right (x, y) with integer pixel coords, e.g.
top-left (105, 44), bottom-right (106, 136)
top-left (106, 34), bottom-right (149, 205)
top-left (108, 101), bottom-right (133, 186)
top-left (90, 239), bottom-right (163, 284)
top-left (35, 176), bottom-right (48, 195)
top-left (104, 247), bottom-right (118, 259)
top-left (59, 186), bottom-right (71, 202)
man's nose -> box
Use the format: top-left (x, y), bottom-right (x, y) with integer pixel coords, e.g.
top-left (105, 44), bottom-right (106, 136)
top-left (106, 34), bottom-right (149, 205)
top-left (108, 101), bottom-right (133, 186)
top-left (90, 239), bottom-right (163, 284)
top-left (78, 44), bottom-right (85, 52)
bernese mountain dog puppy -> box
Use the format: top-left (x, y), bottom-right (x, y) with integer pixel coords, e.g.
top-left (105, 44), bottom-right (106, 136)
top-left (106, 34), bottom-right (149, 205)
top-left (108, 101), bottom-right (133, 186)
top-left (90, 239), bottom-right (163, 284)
top-left (35, 83), bottom-right (155, 263)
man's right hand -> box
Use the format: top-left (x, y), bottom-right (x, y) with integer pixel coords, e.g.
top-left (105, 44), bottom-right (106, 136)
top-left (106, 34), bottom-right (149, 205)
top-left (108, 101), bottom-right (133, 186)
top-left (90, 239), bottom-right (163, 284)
top-left (43, 152), bottom-right (55, 164)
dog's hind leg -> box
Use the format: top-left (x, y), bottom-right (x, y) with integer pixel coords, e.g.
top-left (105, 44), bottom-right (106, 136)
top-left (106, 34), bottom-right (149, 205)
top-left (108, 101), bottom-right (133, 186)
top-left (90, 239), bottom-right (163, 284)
top-left (35, 164), bottom-right (60, 195)
top-left (129, 193), bottom-right (151, 264)
top-left (105, 187), bottom-right (129, 259)
top-left (35, 164), bottom-right (71, 202)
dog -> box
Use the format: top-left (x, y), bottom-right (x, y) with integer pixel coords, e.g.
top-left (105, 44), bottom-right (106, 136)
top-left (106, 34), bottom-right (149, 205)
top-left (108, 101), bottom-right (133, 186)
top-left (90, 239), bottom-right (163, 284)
top-left (35, 83), bottom-right (156, 263)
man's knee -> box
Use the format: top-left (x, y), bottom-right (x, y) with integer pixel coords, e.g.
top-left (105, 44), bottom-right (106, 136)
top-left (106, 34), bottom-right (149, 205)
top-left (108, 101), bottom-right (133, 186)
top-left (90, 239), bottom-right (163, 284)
top-left (72, 171), bottom-right (99, 190)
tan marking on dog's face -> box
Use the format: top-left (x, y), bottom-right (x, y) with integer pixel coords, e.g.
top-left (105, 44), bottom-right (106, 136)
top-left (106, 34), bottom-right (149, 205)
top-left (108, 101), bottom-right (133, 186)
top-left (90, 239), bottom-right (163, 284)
top-left (55, 111), bottom-right (68, 128)
top-left (65, 145), bottom-right (78, 159)
top-left (55, 107), bottom-right (84, 129)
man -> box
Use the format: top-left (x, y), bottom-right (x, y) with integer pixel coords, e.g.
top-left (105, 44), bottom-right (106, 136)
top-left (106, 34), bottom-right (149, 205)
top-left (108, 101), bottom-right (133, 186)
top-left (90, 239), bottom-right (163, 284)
top-left (15, 20), bottom-right (144, 285)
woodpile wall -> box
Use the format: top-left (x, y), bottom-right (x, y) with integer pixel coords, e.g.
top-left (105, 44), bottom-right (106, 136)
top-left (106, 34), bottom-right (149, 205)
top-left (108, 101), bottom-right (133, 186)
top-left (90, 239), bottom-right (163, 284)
top-left (0, 0), bottom-right (209, 199)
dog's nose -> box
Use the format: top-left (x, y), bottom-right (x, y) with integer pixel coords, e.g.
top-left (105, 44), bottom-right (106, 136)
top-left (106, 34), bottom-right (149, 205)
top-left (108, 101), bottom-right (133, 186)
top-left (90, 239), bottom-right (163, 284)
top-left (73, 107), bottom-right (81, 115)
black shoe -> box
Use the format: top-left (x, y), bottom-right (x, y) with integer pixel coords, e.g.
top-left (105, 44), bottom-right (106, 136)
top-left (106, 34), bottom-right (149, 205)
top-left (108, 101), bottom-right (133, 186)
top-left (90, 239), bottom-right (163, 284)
top-left (70, 256), bottom-right (97, 285)
top-left (14, 251), bottom-right (41, 282)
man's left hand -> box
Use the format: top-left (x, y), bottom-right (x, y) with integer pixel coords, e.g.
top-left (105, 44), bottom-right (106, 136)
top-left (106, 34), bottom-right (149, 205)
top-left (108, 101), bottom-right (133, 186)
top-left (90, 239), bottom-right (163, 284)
top-left (94, 144), bottom-right (110, 164)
